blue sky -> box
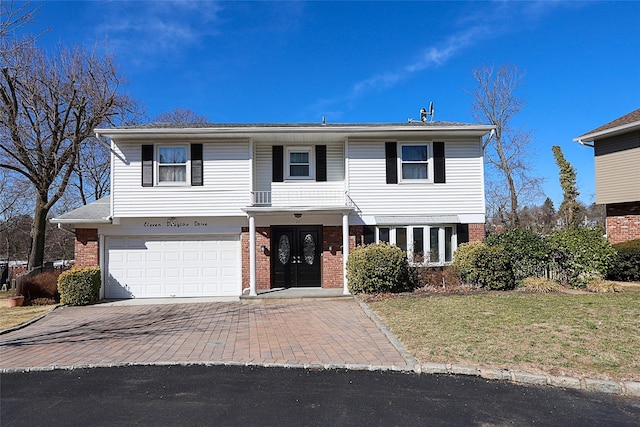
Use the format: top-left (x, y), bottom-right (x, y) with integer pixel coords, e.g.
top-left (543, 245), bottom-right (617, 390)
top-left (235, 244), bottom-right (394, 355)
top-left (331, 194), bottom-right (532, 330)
top-left (24, 1), bottom-right (640, 207)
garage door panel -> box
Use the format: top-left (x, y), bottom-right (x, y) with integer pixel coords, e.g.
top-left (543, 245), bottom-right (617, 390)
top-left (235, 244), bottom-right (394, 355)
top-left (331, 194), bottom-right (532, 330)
top-left (106, 235), bottom-right (240, 298)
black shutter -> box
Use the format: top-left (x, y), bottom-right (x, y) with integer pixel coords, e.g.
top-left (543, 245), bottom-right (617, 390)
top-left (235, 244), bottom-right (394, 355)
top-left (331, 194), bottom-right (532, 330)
top-left (272, 145), bottom-right (284, 182)
top-left (191, 143), bottom-right (203, 186)
top-left (315, 145), bottom-right (327, 182)
top-left (142, 145), bottom-right (154, 187)
top-left (457, 224), bottom-right (469, 244)
top-left (434, 141), bottom-right (445, 183)
top-left (385, 142), bottom-right (397, 184)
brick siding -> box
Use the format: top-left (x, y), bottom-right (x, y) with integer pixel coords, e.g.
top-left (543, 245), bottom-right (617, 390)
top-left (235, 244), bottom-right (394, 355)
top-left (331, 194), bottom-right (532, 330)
top-left (241, 225), bottom-right (362, 290)
top-left (606, 215), bottom-right (640, 244)
top-left (75, 228), bottom-right (99, 267)
top-left (468, 223), bottom-right (485, 242)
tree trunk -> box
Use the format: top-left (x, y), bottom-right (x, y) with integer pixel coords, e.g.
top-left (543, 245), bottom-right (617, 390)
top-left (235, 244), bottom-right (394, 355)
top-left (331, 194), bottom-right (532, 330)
top-left (27, 194), bottom-right (49, 271)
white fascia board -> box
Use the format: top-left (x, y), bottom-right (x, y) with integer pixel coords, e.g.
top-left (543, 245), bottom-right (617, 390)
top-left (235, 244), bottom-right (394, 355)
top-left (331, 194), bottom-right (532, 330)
top-left (573, 121), bottom-right (640, 143)
top-left (94, 125), bottom-right (496, 140)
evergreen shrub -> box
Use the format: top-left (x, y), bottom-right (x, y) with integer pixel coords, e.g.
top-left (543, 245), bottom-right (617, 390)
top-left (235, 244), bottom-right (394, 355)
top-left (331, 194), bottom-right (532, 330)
top-left (58, 267), bottom-right (101, 306)
top-left (607, 239), bottom-right (640, 282)
top-left (547, 227), bottom-right (616, 287)
top-left (453, 242), bottom-right (515, 290)
top-left (485, 228), bottom-right (549, 282)
top-left (347, 243), bottom-right (416, 294)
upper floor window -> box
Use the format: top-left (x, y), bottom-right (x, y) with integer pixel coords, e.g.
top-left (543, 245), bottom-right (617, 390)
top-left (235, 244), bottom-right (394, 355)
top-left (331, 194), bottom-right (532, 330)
top-left (142, 143), bottom-right (203, 187)
top-left (286, 147), bottom-right (314, 180)
top-left (400, 143), bottom-right (430, 181)
top-left (158, 145), bottom-right (188, 184)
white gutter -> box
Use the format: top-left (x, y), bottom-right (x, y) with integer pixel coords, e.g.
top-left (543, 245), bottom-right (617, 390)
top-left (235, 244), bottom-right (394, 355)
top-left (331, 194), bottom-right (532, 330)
top-left (95, 124), bottom-right (496, 138)
top-left (573, 120), bottom-right (640, 144)
top-left (576, 139), bottom-right (594, 148)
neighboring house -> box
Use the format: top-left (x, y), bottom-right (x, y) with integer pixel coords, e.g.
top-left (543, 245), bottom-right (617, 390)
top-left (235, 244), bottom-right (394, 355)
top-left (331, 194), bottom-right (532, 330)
top-left (574, 108), bottom-right (640, 244)
top-left (52, 121), bottom-right (493, 300)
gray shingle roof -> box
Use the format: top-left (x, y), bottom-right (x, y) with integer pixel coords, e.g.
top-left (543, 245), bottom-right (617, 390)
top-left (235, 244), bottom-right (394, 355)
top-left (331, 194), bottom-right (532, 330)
top-left (50, 197), bottom-right (111, 224)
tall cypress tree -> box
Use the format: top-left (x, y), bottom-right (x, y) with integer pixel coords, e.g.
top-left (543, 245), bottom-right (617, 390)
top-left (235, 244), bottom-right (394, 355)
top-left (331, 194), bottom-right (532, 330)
top-left (552, 146), bottom-right (581, 227)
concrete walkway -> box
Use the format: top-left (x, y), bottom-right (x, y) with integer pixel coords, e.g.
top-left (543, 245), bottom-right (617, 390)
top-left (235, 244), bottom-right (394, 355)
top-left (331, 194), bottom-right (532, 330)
top-left (0, 299), bottom-right (412, 371)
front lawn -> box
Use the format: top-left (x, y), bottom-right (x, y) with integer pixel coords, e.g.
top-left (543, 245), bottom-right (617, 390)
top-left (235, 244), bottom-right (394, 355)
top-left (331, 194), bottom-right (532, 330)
top-left (366, 291), bottom-right (640, 382)
top-left (0, 291), bottom-right (54, 330)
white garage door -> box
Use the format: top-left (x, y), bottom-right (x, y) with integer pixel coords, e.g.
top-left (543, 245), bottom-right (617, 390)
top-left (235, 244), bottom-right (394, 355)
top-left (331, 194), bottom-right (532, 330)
top-left (105, 235), bottom-right (241, 298)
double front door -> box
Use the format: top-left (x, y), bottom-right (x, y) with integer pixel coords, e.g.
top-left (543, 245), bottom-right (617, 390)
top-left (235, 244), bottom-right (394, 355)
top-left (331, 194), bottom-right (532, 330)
top-left (272, 226), bottom-right (321, 288)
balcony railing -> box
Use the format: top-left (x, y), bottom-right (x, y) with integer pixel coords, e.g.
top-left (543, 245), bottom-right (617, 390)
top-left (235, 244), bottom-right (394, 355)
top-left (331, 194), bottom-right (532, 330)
top-left (251, 190), bottom-right (357, 209)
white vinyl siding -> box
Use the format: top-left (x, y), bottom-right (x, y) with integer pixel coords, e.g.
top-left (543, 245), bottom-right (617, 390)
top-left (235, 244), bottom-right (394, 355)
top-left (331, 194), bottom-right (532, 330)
top-left (112, 140), bottom-right (251, 217)
top-left (347, 139), bottom-right (485, 216)
top-left (253, 142), bottom-right (344, 191)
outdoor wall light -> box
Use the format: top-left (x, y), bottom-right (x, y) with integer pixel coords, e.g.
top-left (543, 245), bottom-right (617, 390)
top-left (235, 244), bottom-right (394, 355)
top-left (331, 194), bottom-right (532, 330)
top-left (260, 245), bottom-right (266, 253)
top-left (328, 245), bottom-right (333, 251)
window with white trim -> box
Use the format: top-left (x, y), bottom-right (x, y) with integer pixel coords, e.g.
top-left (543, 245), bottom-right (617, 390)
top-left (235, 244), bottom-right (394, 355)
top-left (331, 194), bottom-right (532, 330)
top-left (375, 225), bottom-right (456, 266)
top-left (399, 143), bottom-right (432, 182)
top-left (286, 147), bottom-right (314, 180)
top-left (158, 145), bottom-right (188, 184)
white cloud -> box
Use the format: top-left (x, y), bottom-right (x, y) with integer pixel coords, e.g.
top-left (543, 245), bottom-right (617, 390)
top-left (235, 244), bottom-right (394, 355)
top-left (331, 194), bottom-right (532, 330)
top-left (95, 1), bottom-right (223, 65)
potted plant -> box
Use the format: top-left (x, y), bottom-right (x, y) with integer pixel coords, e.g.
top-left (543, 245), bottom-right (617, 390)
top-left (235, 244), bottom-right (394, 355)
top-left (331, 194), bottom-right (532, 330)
top-left (5, 279), bottom-right (25, 307)
top-left (7, 293), bottom-right (25, 307)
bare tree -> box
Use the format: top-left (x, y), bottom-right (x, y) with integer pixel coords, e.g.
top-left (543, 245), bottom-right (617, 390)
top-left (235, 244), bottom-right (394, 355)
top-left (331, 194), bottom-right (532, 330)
top-left (0, 1), bottom-right (44, 57)
top-left (153, 107), bottom-right (209, 124)
top-left (0, 38), bottom-right (136, 270)
top-left (470, 64), bottom-right (542, 228)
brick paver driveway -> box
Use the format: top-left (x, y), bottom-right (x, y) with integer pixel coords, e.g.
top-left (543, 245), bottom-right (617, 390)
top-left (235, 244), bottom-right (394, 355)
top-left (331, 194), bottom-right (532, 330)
top-left (0, 300), bottom-right (411, 371)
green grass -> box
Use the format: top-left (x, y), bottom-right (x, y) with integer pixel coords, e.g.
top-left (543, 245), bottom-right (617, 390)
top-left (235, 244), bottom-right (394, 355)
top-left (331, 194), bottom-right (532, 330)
top-left (366, 292), bottom-right (640, 381)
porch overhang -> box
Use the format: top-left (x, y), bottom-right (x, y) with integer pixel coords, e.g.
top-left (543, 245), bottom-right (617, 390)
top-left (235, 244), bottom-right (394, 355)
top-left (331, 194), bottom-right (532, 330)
top-left (242, 206), bottom-right (354, 216)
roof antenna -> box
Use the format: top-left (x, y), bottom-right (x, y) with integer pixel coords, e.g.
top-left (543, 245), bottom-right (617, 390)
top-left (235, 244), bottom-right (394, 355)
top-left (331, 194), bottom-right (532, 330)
top-left (408, 102), bottom-right (435, 123)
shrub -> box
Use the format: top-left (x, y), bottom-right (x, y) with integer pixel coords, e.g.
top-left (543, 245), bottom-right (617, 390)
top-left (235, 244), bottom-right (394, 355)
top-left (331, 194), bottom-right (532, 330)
top-left (452, 241), bottom-right (486, 285)
top-left (453, 242), bottom-right (515, 290)
top-left (473, 245), bottom-right (515, 290)
top-left (347, 243), bottom-right (416, 294)
top-left (587, 278), bottom-right (621, 293)
top-left (520, 277), bottom-right (562, 293)
top-left (485, 228), bottom-right (550, 282)
top-left (547, 227), bottom-right (617, 287)
top-left (29, 297), bottom-right (57, 305)
top-left (18, 270), bottom-right (61, 305)
top-left (58, 267), bottom-right (101, 306)
top-left (607, 239), bottom-right (640, 282)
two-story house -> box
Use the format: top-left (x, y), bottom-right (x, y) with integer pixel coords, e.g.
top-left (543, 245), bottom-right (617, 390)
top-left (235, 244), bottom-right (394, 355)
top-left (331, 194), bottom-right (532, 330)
top-left (52, 121), bottom-right (493, 300)
top-left (574, 108), bottom-right (640, 243)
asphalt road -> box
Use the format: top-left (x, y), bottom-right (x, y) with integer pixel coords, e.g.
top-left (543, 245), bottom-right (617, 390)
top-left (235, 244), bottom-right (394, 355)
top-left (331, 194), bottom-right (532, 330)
top-left (2, 365), bottom-right (639, 426)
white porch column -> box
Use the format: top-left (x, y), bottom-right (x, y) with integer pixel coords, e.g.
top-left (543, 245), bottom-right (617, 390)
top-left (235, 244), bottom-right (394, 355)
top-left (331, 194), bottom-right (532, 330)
top-left (249, 214), bottom-right (257, 296)
top-left (342, 212), bottom-right (350, 295)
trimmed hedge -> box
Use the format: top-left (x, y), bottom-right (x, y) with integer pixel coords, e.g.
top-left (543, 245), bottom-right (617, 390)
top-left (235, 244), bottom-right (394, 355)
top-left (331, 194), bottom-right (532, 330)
top-left (347, 243), bottom-right (416, 294)
top-left (607, 239), bottom-right (640, 282)
top-left (58, 267), bottom-right (101, 306)
top-left (453, 242), bottom-right (515, 290)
